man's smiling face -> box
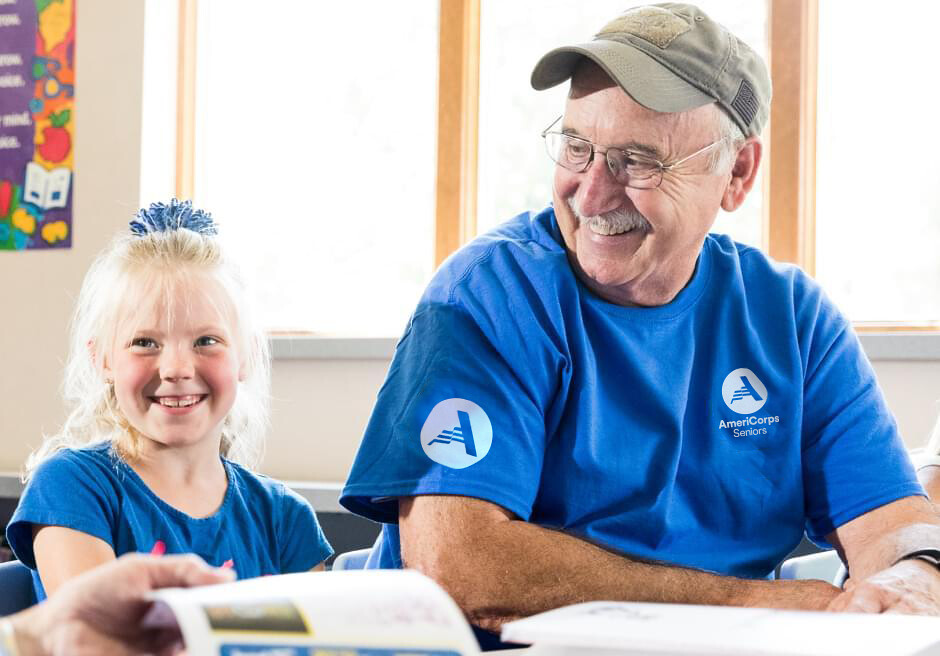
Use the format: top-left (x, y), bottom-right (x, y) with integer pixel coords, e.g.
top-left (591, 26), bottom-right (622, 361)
top-left (551, 63), bottom-right (734, 307)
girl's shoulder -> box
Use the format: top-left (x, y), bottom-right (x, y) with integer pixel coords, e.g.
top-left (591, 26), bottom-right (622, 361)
top-left (223, 460), bottom-right (320, 534)
top-left (223, 461), bottom-right (312, 511)
top-left (220, 462), bottom-right (330, 569)
top-left (31, 442), bottom-right (121, 481)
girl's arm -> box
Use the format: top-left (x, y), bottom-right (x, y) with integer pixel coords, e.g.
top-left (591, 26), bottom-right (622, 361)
top-left (32, 525), bottom-right (117, 596)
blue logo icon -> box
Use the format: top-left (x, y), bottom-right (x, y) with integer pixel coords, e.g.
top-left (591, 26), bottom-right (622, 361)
top-left (721, 368), bottom-right (768, 415)
top-left (426, 410), bottom-right (477, 456)
top-left (729, 376), bottom-right (763, 406)
top-left (420, 399), bottom-right (492, 468)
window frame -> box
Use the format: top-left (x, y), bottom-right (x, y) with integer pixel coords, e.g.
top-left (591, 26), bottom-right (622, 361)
top-left (175, 0), bottom-right (939, 336)
top-left (175, 0), bottom-right (196, 200)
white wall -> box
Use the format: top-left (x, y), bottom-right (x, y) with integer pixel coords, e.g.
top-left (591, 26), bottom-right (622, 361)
top-left (0, 0), bottom-right (147, 469)
top-left (266, 358), bottom-right (389, 481)
top-left (1, 1), bottom-right (938, 485)
top-left (871, 360), bottom-right (940, 451)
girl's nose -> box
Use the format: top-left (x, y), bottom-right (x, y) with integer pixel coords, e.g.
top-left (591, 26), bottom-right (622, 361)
top-left (159, 346), bottom-right (194, 380)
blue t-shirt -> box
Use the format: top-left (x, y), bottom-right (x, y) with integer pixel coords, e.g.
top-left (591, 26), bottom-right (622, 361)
top-left (341, 206), bottom-right (922, 579)
top-left (7, 442), bottom-right (332, 601)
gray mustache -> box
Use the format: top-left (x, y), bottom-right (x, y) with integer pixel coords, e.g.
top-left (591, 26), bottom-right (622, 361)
top-left (567, 197), bottom-right (651, 236)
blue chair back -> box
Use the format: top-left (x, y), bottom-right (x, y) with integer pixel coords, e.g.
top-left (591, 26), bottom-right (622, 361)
top-left (331, 534), bottom-right (383, 571)
top-left (332, 547), bottom-right (372, 570)
top-left (778, 550), bottom-right (845, 585)
top-left (0, 560), bottom-right (36, 616)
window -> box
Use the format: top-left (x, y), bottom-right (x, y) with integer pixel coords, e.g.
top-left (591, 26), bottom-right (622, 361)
top-left (139, 0), bottom-right (178, 207)
top-left (191, 1), bottom-right (439, 336)
top-left (814, 0), bottom-right (940, 324)
top-left (149, 0), bottom-right (937, 336)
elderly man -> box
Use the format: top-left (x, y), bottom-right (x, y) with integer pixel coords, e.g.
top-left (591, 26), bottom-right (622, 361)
top-left (341, 3), bottom-right (940, 646)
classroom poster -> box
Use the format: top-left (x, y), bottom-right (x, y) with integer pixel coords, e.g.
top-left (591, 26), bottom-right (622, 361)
top-left (0, 0), bottom-right (75, 251)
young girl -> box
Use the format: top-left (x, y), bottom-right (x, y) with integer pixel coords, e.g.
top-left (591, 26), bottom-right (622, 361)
top-left (5, 200), bottom-right (332, 600)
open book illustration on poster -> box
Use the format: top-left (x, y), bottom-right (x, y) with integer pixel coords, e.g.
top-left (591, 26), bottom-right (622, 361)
top-left (23, 161), bottom-right (70, 210)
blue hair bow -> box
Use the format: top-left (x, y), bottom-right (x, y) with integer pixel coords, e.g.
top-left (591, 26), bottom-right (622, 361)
top-left (129, 199), bottom-right (218, 237)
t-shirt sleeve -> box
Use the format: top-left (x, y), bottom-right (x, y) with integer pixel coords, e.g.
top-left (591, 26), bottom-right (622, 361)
top-left (276, 486), bottom-right (332, 572)
top-left (341, 299), bottom-right (557, 524)
top-left (5, 450), bottom-right (119, 568)
top-left (799, 295), bottom-right (923, 545)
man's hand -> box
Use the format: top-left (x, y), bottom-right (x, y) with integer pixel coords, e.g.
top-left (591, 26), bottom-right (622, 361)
top-left (827, 496), bottom-right (940, 616)
top-left (10, 553), bottom-right (235, 656)
top-left (827, 560), bottom-right (940, 615)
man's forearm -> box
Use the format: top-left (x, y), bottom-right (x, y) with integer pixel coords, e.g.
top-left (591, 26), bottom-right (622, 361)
top-left (843, 522), bottom-right (940, 582)
top-left (400, 496), bottom-right (840, 632)
top-left (832, 496), bottom-right (940, 582)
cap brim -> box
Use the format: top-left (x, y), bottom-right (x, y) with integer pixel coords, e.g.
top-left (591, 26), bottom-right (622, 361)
top-left (531, 41), bottom-right (716, 113)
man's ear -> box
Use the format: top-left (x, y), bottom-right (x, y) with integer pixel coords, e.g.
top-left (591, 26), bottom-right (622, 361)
top-left (721, 137), bottom-right (762, 212)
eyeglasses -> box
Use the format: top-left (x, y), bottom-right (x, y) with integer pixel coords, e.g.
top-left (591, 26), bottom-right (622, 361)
top-left (540, 116), bottom-right (727, 190)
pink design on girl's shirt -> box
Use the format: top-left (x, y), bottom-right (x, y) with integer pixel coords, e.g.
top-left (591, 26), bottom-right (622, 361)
top-left (150, 539), bottom-right (233, 571)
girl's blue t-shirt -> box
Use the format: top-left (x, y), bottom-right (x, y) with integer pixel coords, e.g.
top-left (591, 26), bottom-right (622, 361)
top-left (6, 442), bottom-right (332, 601)
top-left (340, 206), bottom-right (922, 579)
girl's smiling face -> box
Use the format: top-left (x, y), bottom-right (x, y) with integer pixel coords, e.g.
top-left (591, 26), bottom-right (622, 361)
top-left (104, 271), bottom-right (243, 457)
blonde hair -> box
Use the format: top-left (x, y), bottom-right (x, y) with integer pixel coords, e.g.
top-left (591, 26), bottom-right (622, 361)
top-left (25, 220), bottom-right (270, 478)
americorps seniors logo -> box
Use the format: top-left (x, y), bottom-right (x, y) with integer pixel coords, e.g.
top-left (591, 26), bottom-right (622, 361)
top-left (721, 368), bottom-right (768, 415)
top-left (420, 398), bottom-right (493, 469)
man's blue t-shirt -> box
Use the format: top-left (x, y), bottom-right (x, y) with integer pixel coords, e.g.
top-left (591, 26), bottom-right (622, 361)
top-left (7, 442), bottom-right (332, 601)
top-left (341, 206), bottom-right (922, 579)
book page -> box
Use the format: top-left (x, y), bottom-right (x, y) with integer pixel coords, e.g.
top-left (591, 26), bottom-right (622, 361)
top-left (147, 569), bottom-right (481, 656)
top-left (22, 161), bottom-right (46, 208)
top-left (502, 601), bottom-right (940, 656)
top-left (45, 167), bottom-right (70, 209)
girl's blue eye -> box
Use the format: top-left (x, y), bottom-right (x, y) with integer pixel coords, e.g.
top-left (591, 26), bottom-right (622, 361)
top-left (131, 337), bottom-right (157, 348)
top-left (195, 336), bottom-right (219, 347)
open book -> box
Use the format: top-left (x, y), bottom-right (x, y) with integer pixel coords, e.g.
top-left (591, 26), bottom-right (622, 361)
top-left (146, 569), bottom-right (481, 656)
top-left (147, 570), bottom-right (940, 656)
top-left (502, 601), bottom-right (940, 656)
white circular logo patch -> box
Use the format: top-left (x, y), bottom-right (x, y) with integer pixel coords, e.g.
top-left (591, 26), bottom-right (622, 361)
top-left (721, 368), bottom-right (768, 415)
top-left (420, 398), bottom-right (493, 469)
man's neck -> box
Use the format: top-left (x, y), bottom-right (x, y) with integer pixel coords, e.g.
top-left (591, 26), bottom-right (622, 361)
top-left (572, 250), bottom-right (701, 307)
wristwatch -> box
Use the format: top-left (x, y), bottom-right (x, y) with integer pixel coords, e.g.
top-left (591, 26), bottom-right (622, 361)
top-left (894, 548), bottom-right (940, 572)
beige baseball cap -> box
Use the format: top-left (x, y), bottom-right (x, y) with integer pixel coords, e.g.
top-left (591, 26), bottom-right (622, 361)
top-left (530, 3), bottom-right (771, 137)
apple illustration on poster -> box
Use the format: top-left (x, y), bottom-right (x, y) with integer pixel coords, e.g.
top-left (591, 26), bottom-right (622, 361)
top-left (37, 110), bottom-right (71, 163)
